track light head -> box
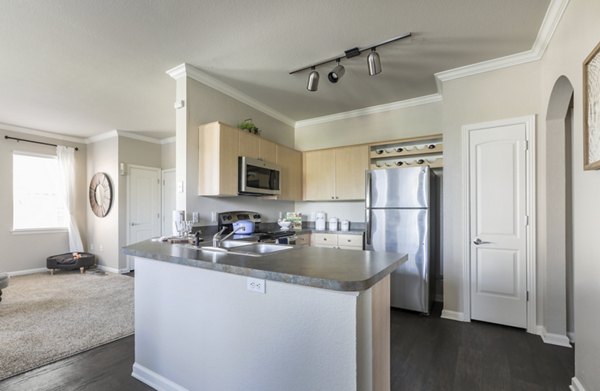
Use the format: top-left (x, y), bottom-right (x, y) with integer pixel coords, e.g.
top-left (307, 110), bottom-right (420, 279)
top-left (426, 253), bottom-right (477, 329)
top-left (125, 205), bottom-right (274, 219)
top-left (328, 60), bottom-right (345, 83)
top-left (367, 48), bottom-right (382, 76)
top-left (307, 67), bottom-right (320, 91)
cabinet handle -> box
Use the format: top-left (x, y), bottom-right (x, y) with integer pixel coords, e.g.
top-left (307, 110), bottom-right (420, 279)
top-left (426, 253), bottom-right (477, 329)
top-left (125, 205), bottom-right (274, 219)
top-left (347, 239), bottom-right (351, 242)
top-left (331, 196), bottom-right (334, 199)
top-left (323, 238), bottom-right (327, 241)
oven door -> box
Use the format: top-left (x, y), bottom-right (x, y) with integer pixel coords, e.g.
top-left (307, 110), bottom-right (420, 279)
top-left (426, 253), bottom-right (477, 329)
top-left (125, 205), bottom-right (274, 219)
top-left (239, 156), bottom-right (281, 195)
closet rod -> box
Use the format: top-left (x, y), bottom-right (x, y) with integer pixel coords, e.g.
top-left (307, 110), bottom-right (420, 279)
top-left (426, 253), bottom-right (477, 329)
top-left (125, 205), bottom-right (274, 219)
top-left (4, 135), bottom-right (79, 151)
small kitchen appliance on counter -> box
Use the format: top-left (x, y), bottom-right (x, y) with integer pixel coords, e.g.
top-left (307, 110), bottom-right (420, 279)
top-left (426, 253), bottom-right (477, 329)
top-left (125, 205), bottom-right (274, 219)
top-left (340, 220), bottom-right (350, 231)
top-left (315, 212), bottom-right (327, 231)
top-left (217, 211), bottom-right (296, 243)
top-left (328, 217), bottom-right (339, 231)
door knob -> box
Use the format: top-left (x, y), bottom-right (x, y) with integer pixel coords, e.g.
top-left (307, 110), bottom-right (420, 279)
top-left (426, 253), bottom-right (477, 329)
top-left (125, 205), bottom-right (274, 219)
top-left (473, 238), bottom-right (483, 245)
top-left (131, 222), bottom-right (140, 227)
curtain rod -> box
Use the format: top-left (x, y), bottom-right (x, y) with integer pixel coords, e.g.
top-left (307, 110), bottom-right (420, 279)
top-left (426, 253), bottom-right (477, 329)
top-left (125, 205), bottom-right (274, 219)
top-left (4, 135), bottom-right (79, 151)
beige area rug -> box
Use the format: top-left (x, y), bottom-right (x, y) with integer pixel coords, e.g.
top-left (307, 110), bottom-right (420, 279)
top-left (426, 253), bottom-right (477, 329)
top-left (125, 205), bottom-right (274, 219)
top-left (0, 271), bottom-right (134, 380)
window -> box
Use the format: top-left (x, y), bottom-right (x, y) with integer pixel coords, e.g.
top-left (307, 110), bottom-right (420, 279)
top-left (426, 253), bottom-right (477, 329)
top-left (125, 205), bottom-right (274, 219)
top-left (13, 152), bottom-right (68, 230)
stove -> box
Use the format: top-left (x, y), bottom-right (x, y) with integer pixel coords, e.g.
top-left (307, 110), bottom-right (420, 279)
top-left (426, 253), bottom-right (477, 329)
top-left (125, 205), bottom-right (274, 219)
top-left (217, 211), bottom-right (295, 243)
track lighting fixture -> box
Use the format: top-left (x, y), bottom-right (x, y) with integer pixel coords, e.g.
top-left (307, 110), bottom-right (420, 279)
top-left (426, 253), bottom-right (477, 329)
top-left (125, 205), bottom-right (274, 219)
top-left (367, 48), bottom-right (382, 76)
top-left (306, 67), bottom-right (319, 91)
top-left (328, 60), bottom-right (345, 83)
top-left (290, 32), bottom-right (411, 91)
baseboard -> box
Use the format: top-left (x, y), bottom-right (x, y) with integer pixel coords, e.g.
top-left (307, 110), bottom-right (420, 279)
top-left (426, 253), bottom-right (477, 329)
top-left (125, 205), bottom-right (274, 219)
top-left (570, 376), bottom-right (586, 391)
top-left (7, 268), bottom-right (47, 277)
top-left (567, 331), bottom-right (575, 343)
top-left (132, 362), bottom-right (188, 391)
top-left (97, 265), bottom-right (126, 274)
top-left (537, 325), bottom-right (572, 348)
top-left (441, 309), bottom-right (467, 322)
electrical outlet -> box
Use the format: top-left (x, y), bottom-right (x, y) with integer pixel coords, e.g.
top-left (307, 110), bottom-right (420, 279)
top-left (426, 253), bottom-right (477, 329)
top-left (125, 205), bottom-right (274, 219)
top-left (90, 243), bottom-right (94, 251)
top-left (247, 277), bottom-right (266, 294)
top-left (211, 211), bottom-right (217, 222)
top-left (99, 244), bottom-right (104, 251)
top-left (177, 181), bottom-right (184, 193)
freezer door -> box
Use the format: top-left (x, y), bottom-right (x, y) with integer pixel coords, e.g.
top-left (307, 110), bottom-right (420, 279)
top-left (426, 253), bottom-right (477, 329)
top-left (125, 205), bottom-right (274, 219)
top-left (366, 167), bottom-right (430, 208)
top-left (366, 208), bottom-right (430, 312)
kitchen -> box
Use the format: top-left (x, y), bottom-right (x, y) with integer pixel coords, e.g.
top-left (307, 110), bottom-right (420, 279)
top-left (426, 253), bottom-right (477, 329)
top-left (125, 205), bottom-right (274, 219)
top-left (0, 0), bottom-right (596, 389)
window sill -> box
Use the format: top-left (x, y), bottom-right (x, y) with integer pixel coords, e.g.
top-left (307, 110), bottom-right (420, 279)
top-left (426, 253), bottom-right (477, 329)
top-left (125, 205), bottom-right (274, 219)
top-left (11, 228), bottom-right (68, 235)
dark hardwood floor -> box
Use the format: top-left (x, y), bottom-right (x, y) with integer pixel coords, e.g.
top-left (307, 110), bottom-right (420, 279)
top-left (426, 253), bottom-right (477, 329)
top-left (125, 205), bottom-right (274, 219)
top-left (0, 304), bottom-right (573, 391)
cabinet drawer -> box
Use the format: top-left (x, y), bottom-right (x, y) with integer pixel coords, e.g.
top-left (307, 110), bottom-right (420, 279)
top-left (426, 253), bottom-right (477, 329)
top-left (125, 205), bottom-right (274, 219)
top-left (337, 234), bottom-right (363, 249)
top-left (311, 233), bottom-right (338, 247)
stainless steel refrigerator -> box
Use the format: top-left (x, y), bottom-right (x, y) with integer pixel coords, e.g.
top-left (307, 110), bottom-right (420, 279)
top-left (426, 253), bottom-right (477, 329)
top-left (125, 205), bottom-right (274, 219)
top-left (365, 166), bottom-right (435, 314)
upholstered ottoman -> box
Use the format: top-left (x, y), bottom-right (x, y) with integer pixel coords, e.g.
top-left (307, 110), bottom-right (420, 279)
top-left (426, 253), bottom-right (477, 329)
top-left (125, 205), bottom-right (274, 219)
top-left (0, 273), bottom-right (8, 303)
top-left (46, 252), bottom-right (96, 275)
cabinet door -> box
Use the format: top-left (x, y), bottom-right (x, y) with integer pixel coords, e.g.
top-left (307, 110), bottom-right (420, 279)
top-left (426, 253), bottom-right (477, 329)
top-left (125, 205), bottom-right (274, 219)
top-left (238, 131), bottom-right (259, 159)
top-left (303, 150), bottom-right (335, 201)
top-left (295, 234), bottom-right (311, 246)
top-left (276, 145), bottom-right (302, 200)
top-left (337, 234), bottom-right (364, 250)
top-left (259, 138), bottom-right (277, 163)
top-left (335, 145), bottom-right (368, 200)
top-left (198, 122), bottom-right (239, 196)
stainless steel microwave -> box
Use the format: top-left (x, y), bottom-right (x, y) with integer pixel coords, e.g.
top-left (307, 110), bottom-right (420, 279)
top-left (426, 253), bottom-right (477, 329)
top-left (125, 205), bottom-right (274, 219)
top-left (238, 156), bottom-right (281, 195)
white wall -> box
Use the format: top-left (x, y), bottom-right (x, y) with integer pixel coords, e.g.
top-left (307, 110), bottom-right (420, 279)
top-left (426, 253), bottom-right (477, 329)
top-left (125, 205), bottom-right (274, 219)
top-left (161, 140), bottom-right (175, 169)
top-left (0, 129), bottom-right (87, 273)
top-left (176, 76), bottom-right (297, 224)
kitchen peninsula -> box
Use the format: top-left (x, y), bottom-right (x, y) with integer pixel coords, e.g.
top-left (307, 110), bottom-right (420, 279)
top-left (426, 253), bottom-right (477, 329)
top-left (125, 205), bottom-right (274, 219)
top-left (123, 240), bottom-right (406, 391)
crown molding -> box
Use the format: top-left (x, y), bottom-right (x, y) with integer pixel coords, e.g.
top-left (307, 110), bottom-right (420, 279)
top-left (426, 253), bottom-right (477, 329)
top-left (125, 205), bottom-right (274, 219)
top-left (0, 122), bottom-right (86, 144)
top-left (160, 136), bottom-right (176, 145)
top-left (435, 0), bottom-right (569, 87)
top-left (167, 63), bottom-right (296, 128)
top-left (295, 94), bottom-right (442, 128)
top-left (85, 130), bottom-right (118, 144)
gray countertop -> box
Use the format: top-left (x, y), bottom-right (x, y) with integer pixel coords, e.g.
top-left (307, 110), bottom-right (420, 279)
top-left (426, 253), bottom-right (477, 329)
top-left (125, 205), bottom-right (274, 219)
top-left (122, 240), bottom-right (405, 292)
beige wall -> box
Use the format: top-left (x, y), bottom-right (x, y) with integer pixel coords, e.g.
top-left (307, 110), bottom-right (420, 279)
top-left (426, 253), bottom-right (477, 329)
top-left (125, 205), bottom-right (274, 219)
top-left (161, 141), bottom-right (176, 169)
top-left (177, 77), bottom-right (296, 224)
top-left (86, 137), bottom-right (119, 271)
top-left (537, 0), bottom-right (600, 387)
top-left (0, 129), bottom-right (87, 273)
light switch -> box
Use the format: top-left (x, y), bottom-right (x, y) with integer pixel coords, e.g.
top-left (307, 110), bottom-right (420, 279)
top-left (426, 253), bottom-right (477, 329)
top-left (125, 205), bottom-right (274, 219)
top-left (177, 181), bottom-right (184, 193)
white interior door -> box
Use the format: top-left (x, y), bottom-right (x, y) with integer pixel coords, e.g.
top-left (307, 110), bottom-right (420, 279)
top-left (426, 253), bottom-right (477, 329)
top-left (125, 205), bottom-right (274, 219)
top-left (468, 122), bottom-right (528, 328)
top-left (161, 169), bottom-right (176, 236)
top-left (127, 166), bottom-right (161, 269)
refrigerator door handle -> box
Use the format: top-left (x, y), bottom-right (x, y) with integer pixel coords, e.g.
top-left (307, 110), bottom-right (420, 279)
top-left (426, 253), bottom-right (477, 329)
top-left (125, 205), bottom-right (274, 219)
top-left (365, 171), bottom-right (372, 246)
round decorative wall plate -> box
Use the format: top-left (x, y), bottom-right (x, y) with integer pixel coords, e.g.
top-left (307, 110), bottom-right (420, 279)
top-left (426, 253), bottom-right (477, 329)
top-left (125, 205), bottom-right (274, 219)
top-left (89, 172), bottom-right (112, 217)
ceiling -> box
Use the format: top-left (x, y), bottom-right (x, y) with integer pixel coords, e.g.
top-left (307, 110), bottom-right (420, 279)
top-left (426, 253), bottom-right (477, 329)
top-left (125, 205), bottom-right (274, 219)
top-left (0, 0), bottom-right (551, 138)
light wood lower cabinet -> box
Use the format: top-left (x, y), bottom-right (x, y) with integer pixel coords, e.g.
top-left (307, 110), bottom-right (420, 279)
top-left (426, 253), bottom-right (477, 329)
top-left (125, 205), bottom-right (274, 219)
top-left (311, 233), bottom-right (364, 250)
top-left (295, 233), bottom-right (311, 246)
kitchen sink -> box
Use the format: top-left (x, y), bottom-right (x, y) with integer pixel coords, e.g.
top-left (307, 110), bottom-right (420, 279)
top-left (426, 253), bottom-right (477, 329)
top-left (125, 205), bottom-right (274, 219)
top-left (219, 240), bottom-right (256, 249)
top-left (228, 243), bottom-right (294, 257)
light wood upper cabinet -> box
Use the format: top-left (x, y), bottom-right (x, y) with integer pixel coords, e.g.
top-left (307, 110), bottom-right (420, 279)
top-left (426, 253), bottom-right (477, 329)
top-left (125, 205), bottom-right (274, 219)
top-left (276, 145), bottom-right (302, 201)
top-left (238, 131), bottom-right (259, 159)
top-left (259, 138), bottom-right (277, 163)
top-left (303, 149), bottom-right (336, 200)
top-left (335, 145), bottom-right (369, 200)
top-left (303, 145), bottom-right (368, 201)
top-left (198, 122), bottom-right (239, 196)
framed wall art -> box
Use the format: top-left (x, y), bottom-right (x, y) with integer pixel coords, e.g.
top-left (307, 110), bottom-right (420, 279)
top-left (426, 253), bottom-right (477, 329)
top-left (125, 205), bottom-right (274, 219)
top-left (583, 41), bottom-right (600, 170)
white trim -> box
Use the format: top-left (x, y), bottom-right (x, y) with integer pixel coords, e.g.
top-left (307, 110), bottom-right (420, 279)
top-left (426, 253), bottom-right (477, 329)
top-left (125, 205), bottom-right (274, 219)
top-left (295, 94), bottom-right (443, 128)
top-left (440, 310), bottom-right (467, 322)
top-left (536, 325), bottom-right (572, 348)
top-left (86, 130), bottom-right (118, 144)
top-left (11, 228), bottom-right (68, 235)
top-left (434, 0), bottom-right (569, 86)
top-left (462, 115), bottom-right (537, 333)
top-left (571, 377), bottom-right (586, 391)
top-left (96, 264), bottom-right (126, 274)
top-left (161, 136), bottom-right (176, 145)
top-left (0, 122), bottom-right (86, 143)
top-left (166, 63), bottom-right (295, 127)
top-left (132, 362), bottom-right (188, 391)
top-left (7, 268), bottom-right (48, 277)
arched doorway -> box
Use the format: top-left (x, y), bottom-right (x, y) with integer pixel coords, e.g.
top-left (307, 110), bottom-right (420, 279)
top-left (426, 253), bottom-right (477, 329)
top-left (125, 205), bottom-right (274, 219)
top-left (544, 76), bottom-right (574, 344)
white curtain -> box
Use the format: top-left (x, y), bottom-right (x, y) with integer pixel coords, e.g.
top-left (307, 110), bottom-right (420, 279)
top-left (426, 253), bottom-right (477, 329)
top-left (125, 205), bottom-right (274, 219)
top-left (57, 146), bottom-right (84, 252)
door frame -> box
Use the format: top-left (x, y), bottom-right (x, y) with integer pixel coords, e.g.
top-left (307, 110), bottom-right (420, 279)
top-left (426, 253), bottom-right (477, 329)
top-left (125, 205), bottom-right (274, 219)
top-left (461, 115), bottom-right (537, 334)
top-left (126, 164), bottom-right (162, 271)
top-left (161, 168), bottom-right (176, 236)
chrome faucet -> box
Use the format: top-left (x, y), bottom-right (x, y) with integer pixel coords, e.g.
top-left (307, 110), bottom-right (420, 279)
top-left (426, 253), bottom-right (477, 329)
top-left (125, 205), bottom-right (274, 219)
top-left (212, 226), bottom-right (244, 247)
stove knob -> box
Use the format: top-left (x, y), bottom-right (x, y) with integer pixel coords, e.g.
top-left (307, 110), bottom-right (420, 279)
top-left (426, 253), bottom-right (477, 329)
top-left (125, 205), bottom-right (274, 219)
top-left (253, 214), bottom-right (260, 219)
